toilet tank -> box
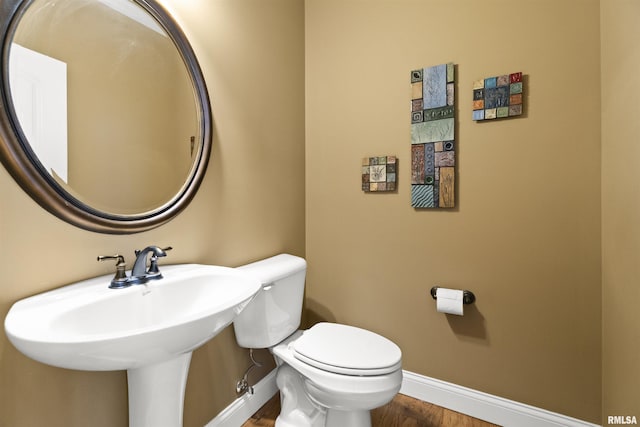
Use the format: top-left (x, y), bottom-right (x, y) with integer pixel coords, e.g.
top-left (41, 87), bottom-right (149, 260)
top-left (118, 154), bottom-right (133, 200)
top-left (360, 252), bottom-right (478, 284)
top-left (233, 254), bottom-right (307, 349)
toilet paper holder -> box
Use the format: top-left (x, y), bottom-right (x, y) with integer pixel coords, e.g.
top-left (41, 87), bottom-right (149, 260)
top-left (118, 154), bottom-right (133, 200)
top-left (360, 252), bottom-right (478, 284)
top-left (430, 286), bottom-right (476, 305)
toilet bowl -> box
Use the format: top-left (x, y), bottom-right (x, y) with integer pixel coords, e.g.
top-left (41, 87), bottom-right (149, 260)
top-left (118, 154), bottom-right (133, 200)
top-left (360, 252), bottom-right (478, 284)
top-left (273, 325), bottom-right (402, 427)
top-left (232, 254), bottom-right (403, 427)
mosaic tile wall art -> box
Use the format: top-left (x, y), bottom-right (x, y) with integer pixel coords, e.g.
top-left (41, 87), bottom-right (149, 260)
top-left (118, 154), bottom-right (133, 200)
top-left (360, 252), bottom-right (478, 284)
top-left (472, 72), bottom-right (523, 121)
top-left (410, 62), bottom-right (455, 208)
top-left (362, 156), bottom-right (397, 192)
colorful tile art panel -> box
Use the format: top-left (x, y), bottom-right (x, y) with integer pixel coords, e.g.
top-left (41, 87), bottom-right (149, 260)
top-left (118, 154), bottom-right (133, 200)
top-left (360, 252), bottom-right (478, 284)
top-left (362, 156), bottom-right (397, 192)
top-left (472, 72), bottom-right (523, 121)
top-left (410, 63), bottom-right (455, 208)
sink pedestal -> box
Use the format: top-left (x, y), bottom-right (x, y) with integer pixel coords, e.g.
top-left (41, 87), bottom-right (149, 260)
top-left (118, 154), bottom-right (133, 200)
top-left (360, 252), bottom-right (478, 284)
top-left (128, 352), bottom-right (192, 427)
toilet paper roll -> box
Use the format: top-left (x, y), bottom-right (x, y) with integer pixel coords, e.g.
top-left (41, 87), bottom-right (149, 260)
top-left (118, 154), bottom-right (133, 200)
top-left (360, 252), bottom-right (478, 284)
top-left (436, 288), bottom-right (464, 316)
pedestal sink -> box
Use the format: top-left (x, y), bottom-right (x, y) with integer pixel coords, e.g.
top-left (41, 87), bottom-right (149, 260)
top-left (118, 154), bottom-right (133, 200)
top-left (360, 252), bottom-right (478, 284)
top-left (4, 264), bottom-right (261, 427)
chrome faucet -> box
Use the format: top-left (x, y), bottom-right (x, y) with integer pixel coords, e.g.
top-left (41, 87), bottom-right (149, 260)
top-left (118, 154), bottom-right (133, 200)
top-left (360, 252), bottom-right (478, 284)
top-left (98, 245), bottom-right (172, 288)
top-left (130, 246), bottom-right (172, 284)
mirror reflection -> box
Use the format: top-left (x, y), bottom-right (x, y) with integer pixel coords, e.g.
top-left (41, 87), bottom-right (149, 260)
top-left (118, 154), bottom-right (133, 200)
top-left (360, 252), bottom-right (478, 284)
top-left (8, 0), bottom-right (200, 214)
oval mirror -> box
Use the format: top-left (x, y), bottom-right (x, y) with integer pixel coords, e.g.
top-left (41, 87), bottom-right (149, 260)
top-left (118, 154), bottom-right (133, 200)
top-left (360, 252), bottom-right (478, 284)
top-left (0, 0), bottom-right (211, 233)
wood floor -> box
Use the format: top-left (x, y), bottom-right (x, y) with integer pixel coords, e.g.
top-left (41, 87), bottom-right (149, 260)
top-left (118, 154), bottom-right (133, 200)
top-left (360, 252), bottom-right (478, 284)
top-left (242, 393), bottom-right (500, 427)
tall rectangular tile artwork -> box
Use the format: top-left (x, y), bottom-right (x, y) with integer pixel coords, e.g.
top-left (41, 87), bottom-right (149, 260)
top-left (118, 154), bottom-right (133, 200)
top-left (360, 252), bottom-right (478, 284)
top-left (410, 63), bottom-right (455, 208)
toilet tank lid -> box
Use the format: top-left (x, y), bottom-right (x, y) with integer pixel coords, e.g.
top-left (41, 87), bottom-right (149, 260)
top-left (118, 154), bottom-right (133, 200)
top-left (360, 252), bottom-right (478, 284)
top-left (237, 254), bottom-right (306, 285)
top-left (293, 322), bottom-right (402, 372)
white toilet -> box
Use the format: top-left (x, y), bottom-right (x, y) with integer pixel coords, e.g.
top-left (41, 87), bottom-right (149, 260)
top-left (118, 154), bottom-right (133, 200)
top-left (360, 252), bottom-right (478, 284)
top-left (233, 254), bottom-right (403, 427)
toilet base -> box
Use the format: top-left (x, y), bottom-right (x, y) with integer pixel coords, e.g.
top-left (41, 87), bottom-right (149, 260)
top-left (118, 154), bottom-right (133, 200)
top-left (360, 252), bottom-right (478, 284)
top-left (274, 361), bottom-right (383, 427)
top-left (276, 364), bottom-right (325, 427)
top-left (275, 407), bottom-right (371, 427)
top-left (326, 409), bottom-right (371, 427)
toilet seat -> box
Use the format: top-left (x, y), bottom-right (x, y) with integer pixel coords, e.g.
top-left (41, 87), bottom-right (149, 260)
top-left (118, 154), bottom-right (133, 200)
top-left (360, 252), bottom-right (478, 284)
top-left (292, 323), bottom-right (402, 376)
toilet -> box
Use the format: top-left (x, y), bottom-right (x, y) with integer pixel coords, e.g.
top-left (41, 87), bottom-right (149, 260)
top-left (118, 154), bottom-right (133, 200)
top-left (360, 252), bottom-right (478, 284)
top-left (233, 254), bottom-right (403, 427)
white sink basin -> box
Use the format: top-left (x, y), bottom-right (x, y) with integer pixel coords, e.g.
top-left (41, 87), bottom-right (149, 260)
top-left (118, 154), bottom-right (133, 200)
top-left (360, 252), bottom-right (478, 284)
top-left (4, 263), bottom-right (262, 426)
top-left (5, 264), bottom-right (260, 370)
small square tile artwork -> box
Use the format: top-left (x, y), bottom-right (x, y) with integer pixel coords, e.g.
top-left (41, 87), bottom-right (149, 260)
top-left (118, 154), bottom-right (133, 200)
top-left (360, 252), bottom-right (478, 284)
top-left (362, 156), bottom-right (397, 192)
top-left (410, 63), bottom-right (456, 208)
top-left (472, 72), bottom-right (523, 121)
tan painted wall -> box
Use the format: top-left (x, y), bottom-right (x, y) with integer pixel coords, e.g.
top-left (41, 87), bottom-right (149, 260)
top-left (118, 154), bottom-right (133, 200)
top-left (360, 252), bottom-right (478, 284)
top-left (0, 0), bottom-right (304, 426)
top-left (601, 0), bottom-right (640, 421)
top-left (3, 0), bottom-right (637, 425)
top-left (305, 0), bottom-right (602, 423)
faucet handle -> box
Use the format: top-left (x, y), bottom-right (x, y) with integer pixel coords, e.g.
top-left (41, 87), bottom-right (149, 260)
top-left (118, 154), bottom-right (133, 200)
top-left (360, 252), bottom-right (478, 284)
top-left (97, 255), bottom-right (130, 289)
top-left (134, 246), bottom-right (172, 257)
top-left (148, 247), bottom-right (172, 277)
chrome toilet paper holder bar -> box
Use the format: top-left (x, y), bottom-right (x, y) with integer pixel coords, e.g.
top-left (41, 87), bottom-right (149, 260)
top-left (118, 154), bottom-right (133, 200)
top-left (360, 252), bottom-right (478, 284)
top-left (430, 286), bottom-right (476, 305)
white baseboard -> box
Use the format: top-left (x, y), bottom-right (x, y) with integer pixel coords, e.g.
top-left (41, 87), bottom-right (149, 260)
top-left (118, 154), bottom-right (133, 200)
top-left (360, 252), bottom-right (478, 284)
top-left (204, 368), bottom-right (601, 427)
top-left (400, 371), bottom-right (600, 427)
top-left (204, 369), bottom-right (279, 427)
